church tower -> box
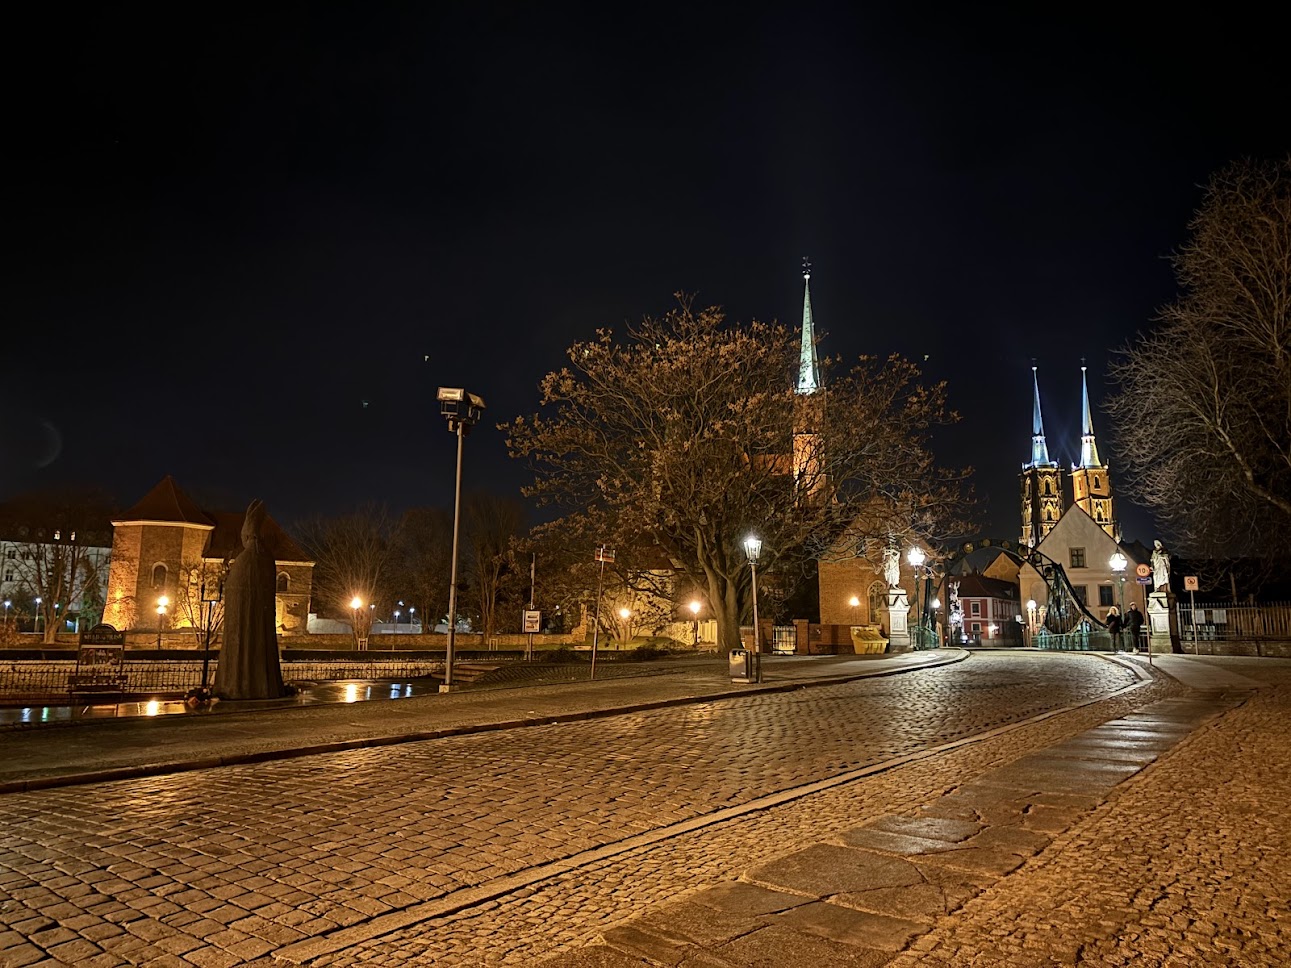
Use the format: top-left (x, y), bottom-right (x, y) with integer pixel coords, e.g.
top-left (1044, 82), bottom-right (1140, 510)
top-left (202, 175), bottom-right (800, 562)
top-left (792, 258), bottom-right (825, 503)
top-left (1070, 364), bottom-right (1119, 541)
top-left (1020, 366), bottom-right (1063, 548)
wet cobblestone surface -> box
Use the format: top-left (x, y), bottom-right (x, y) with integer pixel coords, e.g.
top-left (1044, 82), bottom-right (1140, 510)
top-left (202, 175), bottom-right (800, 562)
top-left (4, 653), bottom-right (1276, 966)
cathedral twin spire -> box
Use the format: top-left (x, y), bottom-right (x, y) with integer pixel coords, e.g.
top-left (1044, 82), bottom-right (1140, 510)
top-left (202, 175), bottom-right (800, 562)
top-left (797, 258), bottom-right (821, 395)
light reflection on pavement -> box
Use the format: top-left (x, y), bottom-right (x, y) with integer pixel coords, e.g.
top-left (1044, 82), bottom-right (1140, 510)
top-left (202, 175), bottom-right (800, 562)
top-left (0, 678), bottom-right (441, 726)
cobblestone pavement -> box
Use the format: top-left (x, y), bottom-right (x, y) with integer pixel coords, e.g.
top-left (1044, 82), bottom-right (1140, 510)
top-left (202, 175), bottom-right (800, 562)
top-left (0, 651), bottom-right (1209, 967)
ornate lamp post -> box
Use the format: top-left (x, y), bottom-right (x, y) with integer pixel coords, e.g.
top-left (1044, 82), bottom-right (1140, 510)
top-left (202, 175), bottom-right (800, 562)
top-left (1109, 551), bottom-right (1128, 650)
top-left (743, 535), bottom-right (763, 683)
top-left (437, 386), bottom-right (486, 692)
top-left (930, 597), bottom-right (942, 646)
top-left (688, 600), bottom-right (701, 645)
top-left (1026, 599), bottom-right (1037, 646)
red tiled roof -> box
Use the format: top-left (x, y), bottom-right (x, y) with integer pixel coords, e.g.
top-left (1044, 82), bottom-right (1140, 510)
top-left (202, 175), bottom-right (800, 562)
top-left (955, 572), bottom-right (1018, 600)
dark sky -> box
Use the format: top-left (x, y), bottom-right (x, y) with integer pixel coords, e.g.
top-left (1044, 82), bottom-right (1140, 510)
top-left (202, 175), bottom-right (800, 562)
top-left (5, 3), bottom-right (1286, 544)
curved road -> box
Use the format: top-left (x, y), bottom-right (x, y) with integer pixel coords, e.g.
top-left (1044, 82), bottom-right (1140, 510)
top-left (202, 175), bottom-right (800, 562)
top-left (0, 652), bottom-right (1143, 966)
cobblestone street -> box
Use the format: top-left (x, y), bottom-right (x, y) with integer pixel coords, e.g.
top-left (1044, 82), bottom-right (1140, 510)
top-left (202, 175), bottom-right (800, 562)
top-left (1, 652), bottom-right (1284, 966)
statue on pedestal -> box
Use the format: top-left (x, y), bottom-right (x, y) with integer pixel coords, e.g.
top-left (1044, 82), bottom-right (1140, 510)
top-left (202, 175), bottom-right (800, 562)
top-left (1151, 539), bottom-right (1171, 592)
top-left (882, 544), bottom-right (901, 589)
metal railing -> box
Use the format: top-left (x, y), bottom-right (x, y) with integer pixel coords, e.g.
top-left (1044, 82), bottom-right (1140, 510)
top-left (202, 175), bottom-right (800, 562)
top-left (1177, 602), bottom-right (1291, 644)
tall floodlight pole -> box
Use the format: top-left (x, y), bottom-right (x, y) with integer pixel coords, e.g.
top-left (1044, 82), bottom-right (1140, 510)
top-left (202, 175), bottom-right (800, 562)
top-left (1110, 551), bottom-right (1128, 651)
top-left (437, 387), bottom-right (486, 693)
top-left (743, 535), bottom-right (762, 683)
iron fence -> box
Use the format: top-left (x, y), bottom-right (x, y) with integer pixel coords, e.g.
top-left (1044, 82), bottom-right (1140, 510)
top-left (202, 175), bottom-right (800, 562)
top-left (1177, 602), bottom-right (1291, 643)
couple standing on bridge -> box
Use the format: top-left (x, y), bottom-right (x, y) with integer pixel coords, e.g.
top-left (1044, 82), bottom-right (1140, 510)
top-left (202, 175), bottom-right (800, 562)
top-left (1105, 602), bottom-right (1144, 652)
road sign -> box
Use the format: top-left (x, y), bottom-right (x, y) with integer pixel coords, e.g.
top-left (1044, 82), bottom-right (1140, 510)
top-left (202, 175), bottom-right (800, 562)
top-left (1184, 575), bottom-right (1199, 591)
top-left (1135, 563), bottom-right (1151, 579)
top-left (1136, 576), bottom-right (1152, 585)
top-left (594, 546), bottom-right (615, 563)
top-left (523, 610), bottom-right (541, 633)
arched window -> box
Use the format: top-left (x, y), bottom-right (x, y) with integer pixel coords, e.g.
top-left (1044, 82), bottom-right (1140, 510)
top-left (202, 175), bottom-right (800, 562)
top-left (151, 563), bottom-right (167, 590)
top-left (276, 573), bottom-right (289, 593)
top-left (867, 581), bottom-right (887, 624)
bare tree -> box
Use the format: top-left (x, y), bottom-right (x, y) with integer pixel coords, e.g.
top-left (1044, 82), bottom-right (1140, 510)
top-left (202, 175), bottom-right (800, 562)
top-left (1107, 156), bottom-right (1291, 563)
top-left (386, 507), bottom-right (453, 629)
top-left (292, 504), bottom-right (397, 643)
top-left (505, 295), bottom-right (971, 653)
top-left (464, 492), bottom-right (526, 643)
top-left (0, 489), bottom-right (114, 643)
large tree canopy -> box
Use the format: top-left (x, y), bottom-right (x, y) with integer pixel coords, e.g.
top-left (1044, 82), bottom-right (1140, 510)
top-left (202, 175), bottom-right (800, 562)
top-left (1107, 156), bottom-right (1291, 562)
top-left (506, 297), bottom-right (971, 652)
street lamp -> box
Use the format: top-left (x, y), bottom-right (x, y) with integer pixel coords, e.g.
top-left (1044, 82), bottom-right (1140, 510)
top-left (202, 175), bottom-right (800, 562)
top-left (618, 607), bottom-right (631, 648)
top-left (350, 596), bottom-right (366, 651)
top-left (393, 609), bottom-right (401, 634)
top-left (1026, 599), bottom-right (1037, 646)
top-left (437, 386), bottom-right (486, 692)
top-left (1109, 551), bottom-right (1128, 650)
top-left (743, 534), bottom-right (763, 683)
top-left (156, 595), bottom-right (169, 648)
top-left (930, 596), bottom-right (942, 647)
top-left (907, 547), bottom-right (926, 645)
top-left (688, 600), bottom-right (701, 645)
top-left (34, 596), bottom-right (42, 634)
top-left (409, 606), bottom-right (416, 631)
top-left (3, 600), bottom-right (9, 630)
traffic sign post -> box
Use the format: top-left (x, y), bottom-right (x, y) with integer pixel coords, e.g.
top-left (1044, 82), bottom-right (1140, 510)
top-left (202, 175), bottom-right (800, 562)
top-left (1185, 576), bottom-right (1199, 652)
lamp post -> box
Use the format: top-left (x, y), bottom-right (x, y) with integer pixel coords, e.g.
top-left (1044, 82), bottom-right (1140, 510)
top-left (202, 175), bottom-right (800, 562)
top-left (1026, 599), bottom-right (1037, 647)
top-left (437, 386), bottom-right (486, 692)
top-left (688, 600), bottom-right (701, 645)
top-left (618, 607), bottom-right (631, 649)
top-left (350, 596), bottom-right (365, 651)
top-left (409, 606), bottom-right (416, 631)
top-left (156, 595), bottom-right (169, 649)
top-left (743, 535), bottom-right (762, 683)
top-left (393, 609), bottom-right (401, 635)
top-left (930, 596), bottom-right (941, 647)
top-left (34, 596), bottom-right (42, 634)
top-left (1109, 551), bottom-right (1128, 651)
top-left (198, 573), bottom-right (224, 695)
top-left (3, 600), bottom-right (9, 630)
top-left (907, 547), bottom-right (925, 646)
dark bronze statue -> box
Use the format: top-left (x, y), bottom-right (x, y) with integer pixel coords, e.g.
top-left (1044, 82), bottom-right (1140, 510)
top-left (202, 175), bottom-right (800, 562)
top-left (215, 499), bottom-right (287, 700)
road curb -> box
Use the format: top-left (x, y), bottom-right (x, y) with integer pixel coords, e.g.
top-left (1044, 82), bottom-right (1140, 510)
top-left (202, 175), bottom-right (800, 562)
top-left (0, 652), bottom-right (968, 795)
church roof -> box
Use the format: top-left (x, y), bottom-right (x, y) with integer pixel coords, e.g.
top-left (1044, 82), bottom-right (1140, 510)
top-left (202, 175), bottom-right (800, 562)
top-left (115, 475), bottom-right (214, 526)
top-left (116, 476), bottom-right (311, 563)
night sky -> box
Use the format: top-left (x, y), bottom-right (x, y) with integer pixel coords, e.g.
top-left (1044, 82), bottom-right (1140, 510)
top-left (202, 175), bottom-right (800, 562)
top-left (5, 4), bottom-right (1286, 545)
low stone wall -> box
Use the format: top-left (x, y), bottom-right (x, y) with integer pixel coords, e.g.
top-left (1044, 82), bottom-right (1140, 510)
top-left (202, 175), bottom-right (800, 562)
top-left (1174, 639), bottom-right (1291, 659)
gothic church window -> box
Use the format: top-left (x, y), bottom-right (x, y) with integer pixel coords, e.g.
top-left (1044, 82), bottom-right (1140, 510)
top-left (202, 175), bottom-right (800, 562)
top-left (152, 563), bottom-right (167, 589)
top-left (276, 573), bottom-right (289, 593)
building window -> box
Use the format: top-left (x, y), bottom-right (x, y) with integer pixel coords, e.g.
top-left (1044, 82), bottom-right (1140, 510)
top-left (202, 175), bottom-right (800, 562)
top-left (971, 622), bottom-right (981, 632)
top-left (867, 581), bottom-right (885, 624)
top-left (1072, 585), bottom-right (1088, 605)
top-left (970, 601), bottom-right (981, 616)
top-left (152, 563), bottom-right (168, 590)
top-left (1070, 548), bottom-right (1086, 568)
top-left (276, 573), bottom-right (289, 593)
top-left (3, 570), bottom-right (12, 582)
top-left (5, 550), bottom-right (14, 560)
top-left (1099, 585), bottom-right (1115, 607)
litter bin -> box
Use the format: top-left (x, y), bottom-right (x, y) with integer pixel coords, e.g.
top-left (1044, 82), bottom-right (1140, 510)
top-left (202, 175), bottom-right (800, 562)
top-left (729, 648), bottom-right (753, 682)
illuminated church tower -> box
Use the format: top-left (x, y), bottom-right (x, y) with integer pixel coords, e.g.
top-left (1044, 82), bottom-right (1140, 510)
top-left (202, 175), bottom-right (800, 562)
top-left (1070, 363), bottom-right (1119, 541)
top-left (1020, 366), bottom-right (1063, 548)
top-left (792, 258), bottom-right (825, 503)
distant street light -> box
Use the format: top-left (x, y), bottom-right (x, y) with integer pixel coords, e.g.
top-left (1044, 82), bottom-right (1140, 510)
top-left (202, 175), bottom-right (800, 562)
top-left (34, 596), bottom-right (42, 634)
top-left (743, 535), bottom-right (763, 683)
top-left (156, 595), bottom-right (169, 649)
top-left (688, 600), bottom-right (701, 645)
top-left (437, 386), bottom-right (486, 692)
top-left (930, 596), bottom-right (942, 647)
top-left (1109, 551), bottom-right (1128, 650)
top-left (1026, 598), bottom-right (1037, 646)
top-left (393, 609), bottom-right (401, 634)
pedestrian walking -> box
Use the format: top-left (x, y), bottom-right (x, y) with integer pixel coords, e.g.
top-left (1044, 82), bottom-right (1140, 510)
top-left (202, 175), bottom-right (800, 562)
top-left (1125, 602), bottom-right (1144, 653)
top-left (1105, 606), bottom-right (1122, 650)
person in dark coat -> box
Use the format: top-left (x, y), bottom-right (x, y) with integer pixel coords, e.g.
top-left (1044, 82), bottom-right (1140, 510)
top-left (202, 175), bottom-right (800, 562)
top-left (1124, 602), bottom-right (1145, 653)
top-left (1105, 606), bottom-right (1122, 650)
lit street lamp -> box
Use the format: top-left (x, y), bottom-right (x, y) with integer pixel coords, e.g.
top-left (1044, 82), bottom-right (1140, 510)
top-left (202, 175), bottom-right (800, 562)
top-left (930, 596), bottom-right (942, 647)
top-left (156, 595), bottom-right (169, 649)
top-left (688, 600), bottom-right (701, 645)
top-left (618, 607), bottom-right (631, 648)
top-left (34, 596), bottom-right (42, 634)
top-left (1026, 599), bottom-right (1037, 646)
top-left (409, 606), bottom-right (416, 630)
top-left (1109, 551), bottom-right (1128, 650)
top-left (437, 386), bottom-right (486, 692)
top-left (393, 609), bottom-right (401, 634)
top-left (743, 534), bottom-right (763, 683)
top-left (3, 600), bottom-right (10, 629)
top-left (907, 546), bottom-right (926, 646)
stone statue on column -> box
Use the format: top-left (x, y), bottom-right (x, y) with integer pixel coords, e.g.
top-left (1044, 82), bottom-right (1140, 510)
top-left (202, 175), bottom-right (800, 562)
top-left (882, 543), bottom-right (901, 589)
top-left (1151, 539), bottom-right (1171, 592)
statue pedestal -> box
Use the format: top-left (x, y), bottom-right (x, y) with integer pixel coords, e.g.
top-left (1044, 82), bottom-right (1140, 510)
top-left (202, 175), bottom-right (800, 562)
top-left (1147, 591), bottom-right (1180, 654)
top-left (884, 588), bottom-right (911, 653)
